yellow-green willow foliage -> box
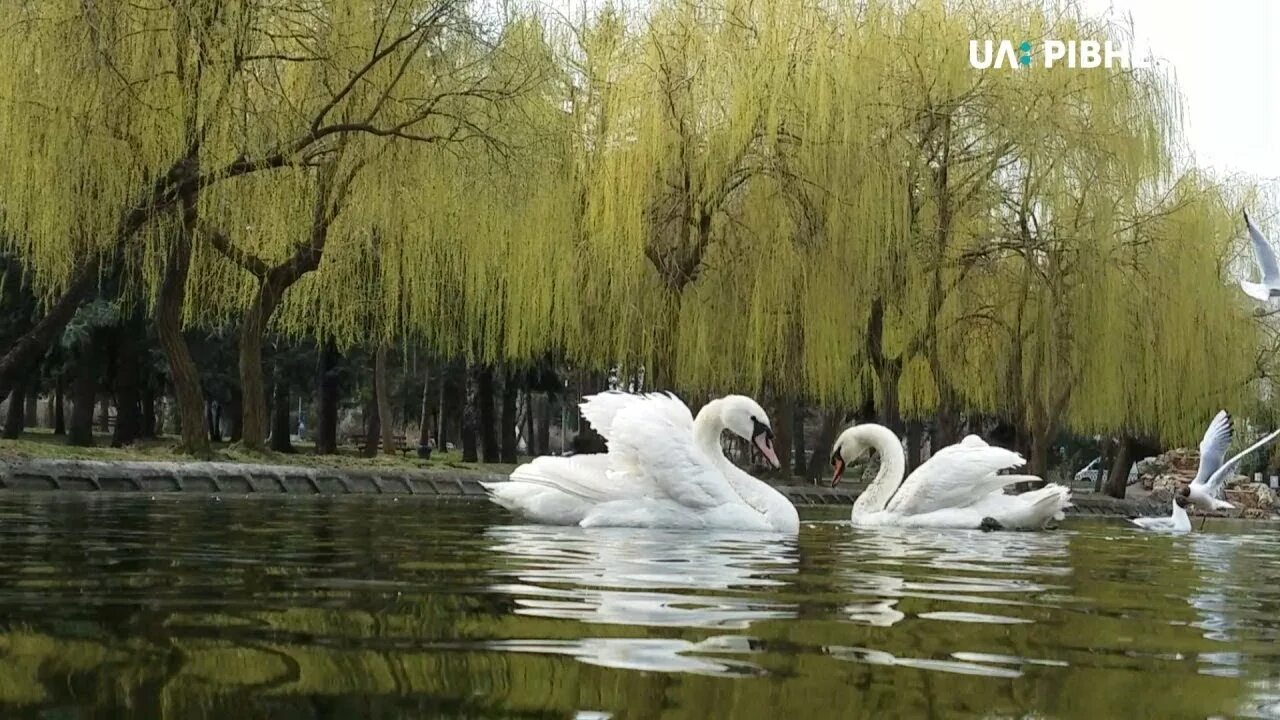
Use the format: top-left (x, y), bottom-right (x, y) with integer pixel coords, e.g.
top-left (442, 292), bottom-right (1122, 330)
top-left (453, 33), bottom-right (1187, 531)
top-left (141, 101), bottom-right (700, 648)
top-left (0, 0), bottom-right (1267, 445)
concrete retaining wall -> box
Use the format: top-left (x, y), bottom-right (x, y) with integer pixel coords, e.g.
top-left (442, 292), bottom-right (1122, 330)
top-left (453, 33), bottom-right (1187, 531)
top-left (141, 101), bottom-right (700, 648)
top-left (0, 458), bottom-right (1173, 517)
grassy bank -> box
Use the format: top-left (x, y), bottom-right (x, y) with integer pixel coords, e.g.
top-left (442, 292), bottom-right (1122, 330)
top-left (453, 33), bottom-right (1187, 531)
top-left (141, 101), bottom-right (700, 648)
top-left (0, 430), bottom-right (522, 475)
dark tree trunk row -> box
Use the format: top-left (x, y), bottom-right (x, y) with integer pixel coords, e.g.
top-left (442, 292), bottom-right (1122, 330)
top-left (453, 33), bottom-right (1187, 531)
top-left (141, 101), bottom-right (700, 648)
top-left (3, 385), bottom-right (25, 439)
top-left (316, 340), bottom-right (340, 455)
top-left (500, 370), bottom-right (519, 464)
top-left (478, 365), bottom-right (499, 463)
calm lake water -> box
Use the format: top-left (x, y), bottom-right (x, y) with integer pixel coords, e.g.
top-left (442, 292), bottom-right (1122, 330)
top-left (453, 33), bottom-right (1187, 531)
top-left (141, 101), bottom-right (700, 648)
top-left (0, 496), bottom-right (1278, 719)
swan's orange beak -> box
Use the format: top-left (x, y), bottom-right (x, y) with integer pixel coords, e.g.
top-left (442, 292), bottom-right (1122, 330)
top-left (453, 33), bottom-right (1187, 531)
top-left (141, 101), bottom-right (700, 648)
top-left (831, 451), bottom-right (845, 487)
top-left (753, 433), bottom-right (781, 469)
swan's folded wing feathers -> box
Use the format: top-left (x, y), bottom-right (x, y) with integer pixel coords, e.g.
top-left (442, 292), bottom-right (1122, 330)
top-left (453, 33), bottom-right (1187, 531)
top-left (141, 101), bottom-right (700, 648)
top-left (506, 454), bottom-right (624, 502)
top-left (887, 444), bottom-right (1027, 515)
top-left (606, 394), bottom-right (740, 509)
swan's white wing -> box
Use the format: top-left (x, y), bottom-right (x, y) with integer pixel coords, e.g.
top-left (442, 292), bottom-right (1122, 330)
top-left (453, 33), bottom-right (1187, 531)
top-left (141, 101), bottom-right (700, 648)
top-left (606, 393), bottom-right (741, 510)
top-left (579, 391), bottom-right (645, 442)
top-left (886, 442), bottom-right (1026, 515)
top-left (504, 454), bottom-right (624, 502)
top-left (1245, 211), bottom-right (1280, 285)
top-left (1203, 427), bottom-right (1280, 496)
top-left (1190, 411), bottom-right (1233, 488)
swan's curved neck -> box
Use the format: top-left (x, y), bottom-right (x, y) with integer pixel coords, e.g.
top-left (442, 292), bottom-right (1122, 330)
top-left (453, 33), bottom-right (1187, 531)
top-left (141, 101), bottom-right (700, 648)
top-left (850, 424), bottom-right (908, 515)
top-left (693, 399), bottom-right (736, 469)
top-left (692, 399), bottom-right (799, 531)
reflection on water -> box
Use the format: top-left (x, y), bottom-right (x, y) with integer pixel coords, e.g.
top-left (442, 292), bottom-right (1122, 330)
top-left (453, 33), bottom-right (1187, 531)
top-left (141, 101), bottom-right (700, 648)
top-left (0, 495), bottom-right (1278, 718)
top-left (486, 524), bottom-right (797, 629)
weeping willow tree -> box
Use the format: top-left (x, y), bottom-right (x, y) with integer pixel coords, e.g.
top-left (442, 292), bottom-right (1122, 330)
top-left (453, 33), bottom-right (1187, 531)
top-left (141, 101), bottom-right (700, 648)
top-left (0, 0), bottom-right (1268, 460)
top-left (559, 0), bottom-right (1265, 462)
top-left (0, 0), bottom-right (565, 453)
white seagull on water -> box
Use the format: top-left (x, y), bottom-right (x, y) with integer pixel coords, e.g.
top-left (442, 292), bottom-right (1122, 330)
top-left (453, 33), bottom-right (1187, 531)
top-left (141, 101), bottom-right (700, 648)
top-left (1131, 495), bottom-right (1192, 534)
top-left (1240, 211), bottom-right (1280, 301)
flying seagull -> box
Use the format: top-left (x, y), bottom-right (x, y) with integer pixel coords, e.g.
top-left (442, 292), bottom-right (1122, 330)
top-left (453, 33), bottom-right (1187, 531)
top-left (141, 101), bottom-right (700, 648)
top-left (1181, 410), bottom-right (1280, 514)
top-left (1240, 211), bottom-right (1280, 301)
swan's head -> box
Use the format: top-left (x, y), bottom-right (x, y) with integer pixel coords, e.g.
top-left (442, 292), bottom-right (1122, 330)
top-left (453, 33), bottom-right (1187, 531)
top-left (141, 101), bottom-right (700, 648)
top-left (717, 395), bottom-right (780, 469)
top-left (829, 426), bottom-right (872, 487)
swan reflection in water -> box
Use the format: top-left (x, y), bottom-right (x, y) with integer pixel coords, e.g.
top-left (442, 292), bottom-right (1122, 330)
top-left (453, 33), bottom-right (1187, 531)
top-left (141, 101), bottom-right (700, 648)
top-left (482, 525), bottom-right (797, 676)
top-left (485, 524), bottom-right (799, 629)
top-left (832, 524), bottom-right (1071, 628)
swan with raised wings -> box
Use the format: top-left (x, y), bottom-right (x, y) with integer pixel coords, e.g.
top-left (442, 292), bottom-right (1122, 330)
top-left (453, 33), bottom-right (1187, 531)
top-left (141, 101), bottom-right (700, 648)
top-left (830, 424), bottom-right (1071, 530)
top-left (483, 392), bottom-right (799, 533)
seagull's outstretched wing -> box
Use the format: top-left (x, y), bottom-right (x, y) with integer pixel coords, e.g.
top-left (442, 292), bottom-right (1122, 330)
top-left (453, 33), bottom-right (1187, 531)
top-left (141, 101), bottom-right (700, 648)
top-left (1190, 411), bottom-right (1233, 489)
top-left (1245, 211), bottom-right (1280, 285)
top-left (1201, 427), bottom-right (1280, 497)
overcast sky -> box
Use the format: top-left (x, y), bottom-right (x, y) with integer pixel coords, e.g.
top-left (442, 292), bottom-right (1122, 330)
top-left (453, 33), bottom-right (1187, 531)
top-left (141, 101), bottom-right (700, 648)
top-left (1072, 0), bottom-right (1278, 180)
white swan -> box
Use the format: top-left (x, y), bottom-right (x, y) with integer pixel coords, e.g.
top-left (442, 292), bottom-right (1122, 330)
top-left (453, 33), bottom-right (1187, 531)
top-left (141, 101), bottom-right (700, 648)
top-left (1240, 211), bottom-right (1280, 301)
top-left (1130, 495), bottom-right (1192, 534)
top-left (483, 392), bottom-right (799, 533)
top-left (830, 424), bottom-right (1071, 530)
top-left (1181, 410), bottom-right (1280, 512)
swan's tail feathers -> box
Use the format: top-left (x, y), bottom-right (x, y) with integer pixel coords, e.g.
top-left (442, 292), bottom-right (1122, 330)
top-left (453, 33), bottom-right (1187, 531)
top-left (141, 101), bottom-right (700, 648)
top-left (1022, 483), bottom-right (1073, 524)
top-left (1000, 474), bottom-right (1046, 487)
top-left (484, 454), bottom-right (618, 525)
top-left (506, 454), bottom-right (615, 502)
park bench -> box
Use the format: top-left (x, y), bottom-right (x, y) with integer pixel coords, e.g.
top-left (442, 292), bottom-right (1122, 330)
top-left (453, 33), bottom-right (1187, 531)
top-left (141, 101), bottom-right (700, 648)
top-left (345, 433), bottom-right (414, 455)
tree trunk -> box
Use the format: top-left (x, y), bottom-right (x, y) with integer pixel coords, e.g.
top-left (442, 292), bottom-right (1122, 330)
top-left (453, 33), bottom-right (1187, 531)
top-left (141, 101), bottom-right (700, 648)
top-left (316, 340), bottom-right (339, 455)
top-left (270, 375), bottom-right (294, 453)
top-left (207, 403), bottom-right (222, 443)
top-left (238, 284), bottom-right (281, 451)
top-left (535, 392), bottom-right (551, 456)
top-left (375, 346), bottom-right (395, 455)
top-left (362, 353), bottom-right (380, 458)
top-left (477, 365), bottom-right (499, 463)
top-left (437, 368), bottom-right (448, 451)
top-left (792, 404), bottom-right (807, 477)
top-left (97, 397), bottom-right (111, 433)
top-left (3, 386), bottom-right (25, 439)
top-left (522, 390), bottom-right (536, 456)
top-left (140, 385), bottom-right (155, 438)
top-left (418, 365), bottom-right (433, 448)
top-left (111, 319), bottom-right (142, 447)
top-left (461, 364), bottom-right (479, 463)
top-left (0, 256), bottom-right (104, 404)
top-left (771, 394), bottom-right (794, 478)
top-left (226, 385), bottom-right (242, 443)
top-left (23, 388), bottom-right (38, 429)
top-left (930, 402), bottom-right (961, 452)
top-left (806, 410), bottom-right (845, 481)
top-left (1104, 435), bottom-right (1134, 499)
top-left (68, 358), bottom-right (96, 447)
top-left (906, 420), bottom-right (924, 473)
top-left (53, 378), bottom-right (66, 436)
top-left (156, 195), bottom-right (210, 456)
top-left (1029, 428), bottom-right (1052, 478)
top-left (500, 371), bottom-right (519, 464)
